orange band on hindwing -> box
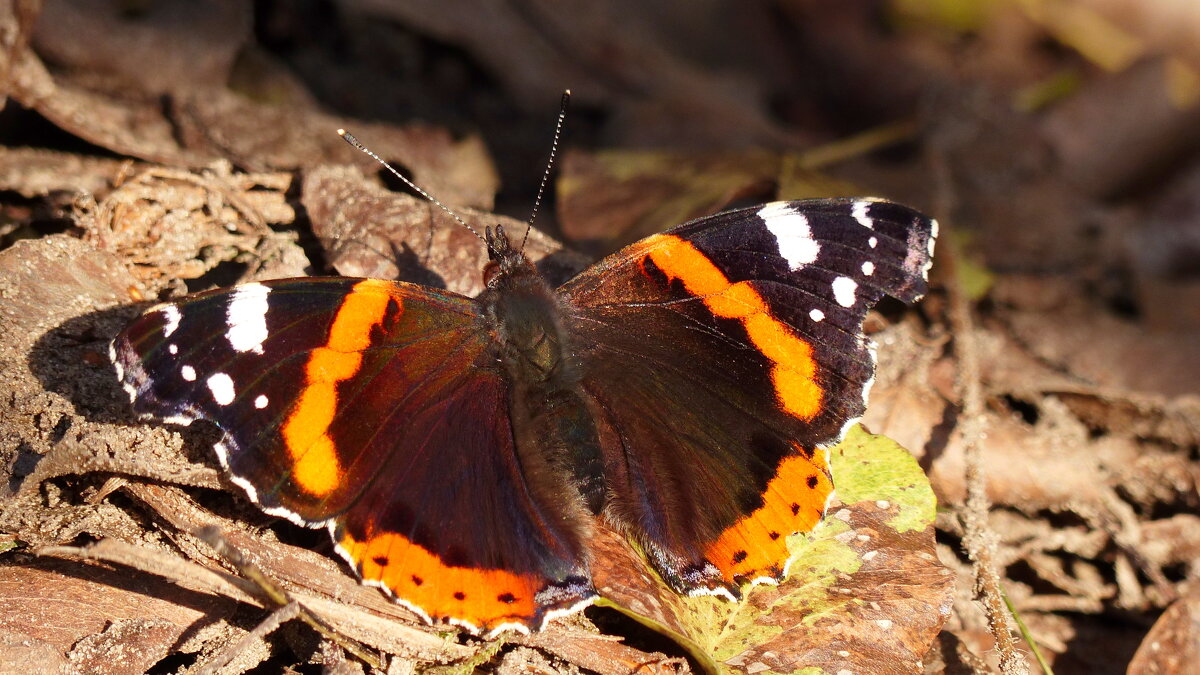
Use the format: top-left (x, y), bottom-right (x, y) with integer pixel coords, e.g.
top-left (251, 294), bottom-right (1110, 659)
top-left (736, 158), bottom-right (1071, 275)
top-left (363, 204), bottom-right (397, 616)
top-left (642, 234), bottom-right (823, 421)
top-left (338, 528), bottom-right (543, 630)
top-left (282, 280), bottom-right (396, 497)
top-left (704, 444), bottom-right (832, 583)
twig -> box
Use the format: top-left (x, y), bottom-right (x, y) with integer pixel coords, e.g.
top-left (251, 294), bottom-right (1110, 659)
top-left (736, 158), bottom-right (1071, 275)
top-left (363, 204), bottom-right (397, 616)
top-left (194, 526), bottom-right (383, 671)
top-left (195, 601), bottom-right (304, 675)
top-left (931, 153), bottom-right (1029, 673)
top-left (793, 118), bottom-right (917, 170)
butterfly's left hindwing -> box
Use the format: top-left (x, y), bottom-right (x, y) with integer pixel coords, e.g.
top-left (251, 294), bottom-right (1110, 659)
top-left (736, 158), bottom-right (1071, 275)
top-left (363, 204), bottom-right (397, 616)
top-left (559, 198), bottom-right (936, 594)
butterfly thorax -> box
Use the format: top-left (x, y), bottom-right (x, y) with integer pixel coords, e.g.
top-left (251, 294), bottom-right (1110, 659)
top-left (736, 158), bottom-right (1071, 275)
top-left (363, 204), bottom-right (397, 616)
top-left (478, 226), bottom-right (607, 514)
top-left (480, 226), bottom-right (567, 385)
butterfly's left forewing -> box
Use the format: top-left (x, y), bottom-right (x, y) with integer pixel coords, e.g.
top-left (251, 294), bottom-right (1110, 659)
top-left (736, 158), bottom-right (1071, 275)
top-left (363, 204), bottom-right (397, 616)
top-left (560, 198), bottom-right (936, 595)
top-left (113, 278), bottom-right (478, 520)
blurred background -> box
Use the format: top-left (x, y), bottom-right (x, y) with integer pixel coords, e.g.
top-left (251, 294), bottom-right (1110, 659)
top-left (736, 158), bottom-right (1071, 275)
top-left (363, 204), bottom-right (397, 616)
top-left (1, 1), bottom-right (1199, 673)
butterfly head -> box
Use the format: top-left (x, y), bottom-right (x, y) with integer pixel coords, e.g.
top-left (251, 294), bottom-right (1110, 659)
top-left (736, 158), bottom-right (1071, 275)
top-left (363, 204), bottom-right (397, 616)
top-left (483, 224), bottom-right (531, 288)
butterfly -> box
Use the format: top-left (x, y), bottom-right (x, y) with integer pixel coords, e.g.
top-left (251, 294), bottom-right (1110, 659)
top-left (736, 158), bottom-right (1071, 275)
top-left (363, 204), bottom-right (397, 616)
top-left (112, 178), bottom-right (935, 637)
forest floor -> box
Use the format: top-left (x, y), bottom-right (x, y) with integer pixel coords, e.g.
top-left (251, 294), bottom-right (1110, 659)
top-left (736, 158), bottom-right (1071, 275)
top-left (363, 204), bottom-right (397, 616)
top-left (1, 2), bottom-right (1198, 673)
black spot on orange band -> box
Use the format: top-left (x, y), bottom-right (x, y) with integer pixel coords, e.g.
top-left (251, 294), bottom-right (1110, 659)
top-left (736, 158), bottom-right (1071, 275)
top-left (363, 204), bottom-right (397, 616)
top-left (339, 526), bottom-right (544, 631)
top-left (703, 445), bottom-right (833, 584)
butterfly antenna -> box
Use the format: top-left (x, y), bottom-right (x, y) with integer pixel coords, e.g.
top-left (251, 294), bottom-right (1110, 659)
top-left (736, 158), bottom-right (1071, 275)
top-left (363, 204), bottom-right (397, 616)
top-left (338, 129), bottom-right (485, 243)
top-left (521, 89), bottom-right (571, 251)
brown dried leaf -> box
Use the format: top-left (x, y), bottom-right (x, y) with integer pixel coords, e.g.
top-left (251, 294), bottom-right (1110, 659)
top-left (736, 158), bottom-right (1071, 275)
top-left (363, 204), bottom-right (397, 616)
top-left (860, 322), bottom-right (950, 461)
top-left (1131, 159), bottom-right (1200, 332)
top-left (0, 234), bottom-right (135, 480)
top-left (968, 310), bottom-right (1200, 447)
top-left (8, 46), bottom-right (207, 167)
top-left (1005, 305), bottom-right (1200, 400)
top-left (345, 0), bottom-right (797, 148)
top-left (1042, 57), bottom-right (1200, 197)
top-left (9, 42), bottom-right (497, 208)
top-left (521, 631), bottom-right (681, 675)
top-left (178, 96), bottom-right (500, 209)
top-left (0, 0), bottom-right (39, 107)
top-left (557, 149), bottom-right (778, 249)
top-left (0, 234), bottom-right (220, 554)
top-left (31, 0), bottom-right (251, 95)
top-left (117, 482), bottom-right (472, 663)
top-left (0, 556), bottom-right (233, 668)
top-left (81, 165), bottom-right (307, 293)
top-left (67, 618), bottom-right (183, 675)
top-left (302, 165), bottom-right (587, 296)
top-left (927, 410), bottom-right (1117, 512)
top-left (0, 147), bottom-right (132, 199)
top-left (1128, 593), bottom-right (1200, 675)
top-left (0, 628), bottom-right (70, 675)
top-left (1137, 515), bottom-right (1200, 569)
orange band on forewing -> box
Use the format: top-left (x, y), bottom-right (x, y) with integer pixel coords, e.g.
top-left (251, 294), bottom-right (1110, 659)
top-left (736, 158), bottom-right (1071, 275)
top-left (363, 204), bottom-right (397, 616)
top-left (339, 529), bottom-right (542, 630)
top-left (282, 280), bottom-right (395, 497)
top-left (643, 235), bottom-right (822, 420)
top-left (704, 447), bottom-right (831, 583)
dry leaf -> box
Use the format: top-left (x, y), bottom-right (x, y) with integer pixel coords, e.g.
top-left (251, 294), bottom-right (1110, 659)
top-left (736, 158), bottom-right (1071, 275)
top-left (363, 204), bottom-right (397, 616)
top-left (303, 164), bottom-right (587, 296)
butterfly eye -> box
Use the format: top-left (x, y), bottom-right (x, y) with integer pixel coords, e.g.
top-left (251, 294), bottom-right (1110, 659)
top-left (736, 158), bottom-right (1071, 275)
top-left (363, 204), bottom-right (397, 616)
top-left (482, 260), bottom-right (502, 287)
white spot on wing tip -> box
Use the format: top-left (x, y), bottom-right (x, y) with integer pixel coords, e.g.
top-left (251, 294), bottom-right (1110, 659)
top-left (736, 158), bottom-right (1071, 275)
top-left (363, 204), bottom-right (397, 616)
top-left (206, 372), bottom-right (235, 405)
top-left (254, 394), bottom-right (269, 409)
top-left (809, 308), bottom-right (825, 322)
top-left (852, 201), bottom-right (874, 229)
top-left (831, 276), bottom-right (858, 308)
top-left (861, 261), bottom-right (874, 276)
top-left (758, 202), bottom-right (820, 271)
top-left (180, 364), bottom-right (196, 381)
top-left (158, 305), bottom-right (181, 337)
top-left (226, 283), bottom-right (271, 354)
top-left (868, 236), bottom-right (878, 248)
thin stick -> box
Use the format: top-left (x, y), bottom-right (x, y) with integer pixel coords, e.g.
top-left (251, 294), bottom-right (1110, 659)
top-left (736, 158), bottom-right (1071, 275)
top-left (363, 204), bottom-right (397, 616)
top-left (194, 526), bottom-right (383, 670)
top-left (521, 89), bottom-right (571, 251)
top-left (195, 602), bottom-right (303, 675)
top-left (338, 129), bottom-right (484, 242)
top-left (935, 211), bottom-right (1029, 672)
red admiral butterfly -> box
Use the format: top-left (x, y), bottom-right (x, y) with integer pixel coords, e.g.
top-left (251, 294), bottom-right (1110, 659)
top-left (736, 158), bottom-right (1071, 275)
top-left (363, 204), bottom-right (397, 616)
top-left (111, 135), bottom-right (936, 637)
